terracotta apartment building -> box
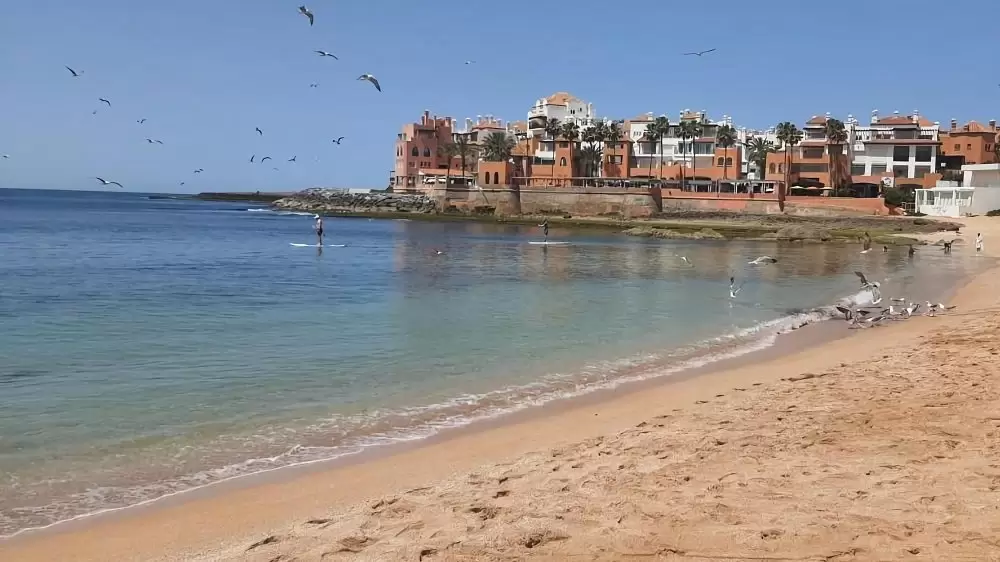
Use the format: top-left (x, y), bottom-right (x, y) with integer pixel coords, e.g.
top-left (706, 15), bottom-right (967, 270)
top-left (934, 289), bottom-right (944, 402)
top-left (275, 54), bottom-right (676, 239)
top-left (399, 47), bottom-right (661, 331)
top-left (939, 119), bottom-right (999, 166)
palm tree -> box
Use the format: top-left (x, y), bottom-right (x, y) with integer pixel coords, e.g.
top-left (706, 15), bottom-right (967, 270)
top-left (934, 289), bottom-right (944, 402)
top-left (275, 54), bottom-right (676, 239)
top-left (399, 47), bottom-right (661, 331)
top-left (677, 120), bottom-right (702, 190)
top-left (642, 128), bottom-right (658, 179)
top-left (745, 136), bottom-right (777, 191)
top-left (453, 133), bottom-right (479, 184)
top-left (543, 118), bottom-right (562, 184)
top-left (438, 142), bottom-right (460, 187)
top-left (824, 118), bottom-right (848, 190)
top-left (481, 131), bottom-right (516, 162)
top-left (578, 145), bottom-right (602, 180)
top-left (715, 124), bottom-right (737, 183)
top-left (590, 121), bottom-right (609, 180)
top-left (775, 122), bottom-right (802, 211)
top-left (560, 122), bottom-right (580, 176)
top-left (649, 116), bottom-right (670, 180)
top-left (605, 120), bottom-right (624, 179)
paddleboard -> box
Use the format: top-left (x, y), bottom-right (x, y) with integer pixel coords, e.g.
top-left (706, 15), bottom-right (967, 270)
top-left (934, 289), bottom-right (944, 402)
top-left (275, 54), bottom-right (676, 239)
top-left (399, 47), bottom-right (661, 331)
top-left (290, 243), bottom-right (346, 247)
top-left (529, 241), bottom-right (569, 246)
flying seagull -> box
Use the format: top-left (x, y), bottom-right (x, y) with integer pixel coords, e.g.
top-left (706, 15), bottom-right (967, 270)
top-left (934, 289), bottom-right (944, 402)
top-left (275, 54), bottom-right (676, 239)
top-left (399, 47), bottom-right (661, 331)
top-left (65, 66), bottom-right (82, 77)
top-left (272, 167), bottom-right (280, 171)
top-left (333, 136), bottom-right (344, 144)
top-left (255, 127), bottom-right (263, 136)
top-left (137, 118), bottom-right (146, 124)
top-left (249, 154), bottom-right (255, 163)
top-left (357, 74), bottom-right (381, 92)
top-left (145, 138), bottom-right (163, 144)
top-left (315, 50), bottom-right (338, 59)
top-left (677, 255), bottom-right (691, 266)
top-left (748, 255), bottom-right (777, 265)
top-left (193, 168), bottom-right (203, 173)
top-left (260, 156), bottom-right (272, 163)
top-left (98, 98), bottom-right (111, 107)
top-left (682, 48), bottom-right (716, 56)
top-left (309, 83), bottom-right (319, 88)
top-left (288, 156), bottom-right (297, 162)
top-left (298, 5), bottom-right (314, 25)
top-left (180, 181), bottom-right (185, 186)
top-left (95, 177), bottom-right (123, 188)
top-left (854, 271), bottom-right (878, 289)
top-left (464, 60), bottom-right (475, 65)
top-left (1, 154), bottom-right (8, 159)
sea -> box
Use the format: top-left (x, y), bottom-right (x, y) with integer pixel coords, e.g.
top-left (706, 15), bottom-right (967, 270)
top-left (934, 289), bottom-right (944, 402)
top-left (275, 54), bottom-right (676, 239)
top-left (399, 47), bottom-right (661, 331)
top-left (0, 188), bottom-right (988, 537)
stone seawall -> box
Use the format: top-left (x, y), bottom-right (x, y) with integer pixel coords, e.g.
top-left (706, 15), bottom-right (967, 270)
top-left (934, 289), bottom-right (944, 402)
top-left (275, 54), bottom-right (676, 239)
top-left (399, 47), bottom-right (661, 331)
top-left (273, 188), bottom-right (437, 214)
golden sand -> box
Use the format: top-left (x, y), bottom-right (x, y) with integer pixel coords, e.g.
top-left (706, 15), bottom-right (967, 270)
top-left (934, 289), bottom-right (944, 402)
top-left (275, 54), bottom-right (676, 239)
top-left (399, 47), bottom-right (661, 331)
top-left (3, 218), bottom-right (998, 562)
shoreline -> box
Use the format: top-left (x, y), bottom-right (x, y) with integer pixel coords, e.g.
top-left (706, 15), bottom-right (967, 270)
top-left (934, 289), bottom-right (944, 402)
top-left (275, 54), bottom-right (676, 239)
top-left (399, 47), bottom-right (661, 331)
top-left (0, 307), bottom-right (850, 544)
top-left (3, 218), bottom-right (993, 561)
top-left (3, 214), bottom-right (995, 561)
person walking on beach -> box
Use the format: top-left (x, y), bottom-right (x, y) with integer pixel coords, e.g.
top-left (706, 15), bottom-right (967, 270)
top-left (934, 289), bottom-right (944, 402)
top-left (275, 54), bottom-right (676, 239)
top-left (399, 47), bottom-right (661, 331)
top-left (863, 231), bottom-right (872, 252)
top-left (976, 232), bottom-right (984, 254)
top-left (314, 214), bottom-right (324, 246)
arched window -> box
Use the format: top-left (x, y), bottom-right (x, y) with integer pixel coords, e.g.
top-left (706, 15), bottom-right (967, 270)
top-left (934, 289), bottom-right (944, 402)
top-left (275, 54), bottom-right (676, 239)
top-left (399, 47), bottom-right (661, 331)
top-left (423, 148), bottom-right (431, 157)
top-left (411, 147), bottom-right (419, 157)
top-left (483, 171), bottom-right (490, 184)
top-left (717, 157), bottom-right (725, 166)
top-left (726, 158), bottom-right (733, 166)
top-left (493, 171), bottom-right (499, 184)
top-left (769, 163), bottom-right (776, 173)
top-left (559, 157), bottom-right (567, 166)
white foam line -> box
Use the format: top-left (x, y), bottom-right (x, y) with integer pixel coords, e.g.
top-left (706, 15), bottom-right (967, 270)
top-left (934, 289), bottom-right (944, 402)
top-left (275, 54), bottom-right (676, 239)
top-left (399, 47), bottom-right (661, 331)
top-left (1, 299), bottom-right (849, 540)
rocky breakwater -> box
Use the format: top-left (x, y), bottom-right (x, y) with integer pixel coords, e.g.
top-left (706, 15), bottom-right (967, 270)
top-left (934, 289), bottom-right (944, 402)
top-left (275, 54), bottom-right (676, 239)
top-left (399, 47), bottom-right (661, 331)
top-left (272, 188), bottom-right (438, 215)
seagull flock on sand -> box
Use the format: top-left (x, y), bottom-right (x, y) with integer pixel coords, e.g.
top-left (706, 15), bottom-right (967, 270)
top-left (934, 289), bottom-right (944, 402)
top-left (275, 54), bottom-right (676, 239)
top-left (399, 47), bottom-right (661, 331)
top-left (35, 5), bottom-right (384, 191)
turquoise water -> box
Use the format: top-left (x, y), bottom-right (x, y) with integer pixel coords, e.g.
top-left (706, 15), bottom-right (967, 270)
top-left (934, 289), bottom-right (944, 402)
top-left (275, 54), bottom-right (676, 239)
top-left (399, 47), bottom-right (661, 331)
top-left (0, 188), bottom-right (987, 536)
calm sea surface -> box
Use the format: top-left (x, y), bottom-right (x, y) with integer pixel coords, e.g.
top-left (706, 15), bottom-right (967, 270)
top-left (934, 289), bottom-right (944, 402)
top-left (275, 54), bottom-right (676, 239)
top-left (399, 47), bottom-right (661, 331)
top-left (0, 188), bottom-right (988, 535)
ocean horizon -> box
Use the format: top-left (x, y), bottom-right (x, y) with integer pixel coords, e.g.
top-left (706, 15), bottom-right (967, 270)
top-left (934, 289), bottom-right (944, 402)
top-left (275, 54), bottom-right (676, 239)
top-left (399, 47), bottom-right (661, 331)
top-left (0, 187), bottom-right (988, 537)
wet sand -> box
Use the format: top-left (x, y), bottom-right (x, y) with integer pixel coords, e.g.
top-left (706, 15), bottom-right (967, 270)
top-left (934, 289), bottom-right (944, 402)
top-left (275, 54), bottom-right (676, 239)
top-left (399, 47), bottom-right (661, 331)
top-left (3, 218), bottom-right (998, 562)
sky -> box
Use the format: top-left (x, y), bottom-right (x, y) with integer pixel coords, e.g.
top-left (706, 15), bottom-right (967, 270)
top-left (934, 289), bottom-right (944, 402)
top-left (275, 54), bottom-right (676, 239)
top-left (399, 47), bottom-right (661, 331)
top-left (1, 0), bottom-right (997, 194)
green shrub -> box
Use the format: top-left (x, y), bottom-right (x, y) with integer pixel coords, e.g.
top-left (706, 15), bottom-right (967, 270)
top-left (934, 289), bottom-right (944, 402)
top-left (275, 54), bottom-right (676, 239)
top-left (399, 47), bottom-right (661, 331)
top-left (986, 209), bottom-right (1000, 217)
top-left (883, 188), bottom-right (914, 208)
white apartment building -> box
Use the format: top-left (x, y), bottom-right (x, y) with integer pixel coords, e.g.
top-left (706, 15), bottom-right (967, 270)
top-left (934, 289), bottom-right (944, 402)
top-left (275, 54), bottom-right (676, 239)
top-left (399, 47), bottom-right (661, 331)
top-left (736, 126), bottom-right (780, 179)
top-left (846, 110), bottom-right (941, 185)
top-left (626, 110), bottom-right (731, 174)
top-left (525, 92), bottom-right (595, 163)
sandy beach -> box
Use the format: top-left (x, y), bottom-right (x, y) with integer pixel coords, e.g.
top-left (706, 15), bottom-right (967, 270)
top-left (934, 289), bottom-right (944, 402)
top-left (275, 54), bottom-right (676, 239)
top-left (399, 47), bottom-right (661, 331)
top-left (3, 218), bottom-right (998, 562)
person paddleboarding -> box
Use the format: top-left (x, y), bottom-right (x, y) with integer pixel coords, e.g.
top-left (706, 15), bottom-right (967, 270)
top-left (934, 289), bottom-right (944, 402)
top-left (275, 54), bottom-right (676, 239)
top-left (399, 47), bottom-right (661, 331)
top-left (314, 214), bottom-right (324, 246)
top-left (540, 219), bottom-right (549, 243)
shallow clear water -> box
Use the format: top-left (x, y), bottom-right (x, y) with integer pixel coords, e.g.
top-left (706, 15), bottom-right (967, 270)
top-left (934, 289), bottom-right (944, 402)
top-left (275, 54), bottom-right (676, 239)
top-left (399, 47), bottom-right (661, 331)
top-left (0, 188), bottom-right (988, 535)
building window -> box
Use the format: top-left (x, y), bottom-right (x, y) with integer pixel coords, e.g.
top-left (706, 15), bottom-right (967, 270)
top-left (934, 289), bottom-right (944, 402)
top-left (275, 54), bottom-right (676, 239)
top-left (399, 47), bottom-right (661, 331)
top-left (411, 147), bottom-right (419, 157)
top-left (559, 157), bottom-right (567, 166)
top-left (967, 144), bottom-right (972, 150)
top-left (913, 167), bottom-right (930, 178)
top-left (493, 172), bottom-right (499, 184)
top-left (777, 164), bottom-right (783, 173)
top-left (893, 166), bottom-right (909, 178)
top-left (802, 148), bottom-right (824, 159)
top-left (423, 148), bottom-right (431, 157)
top-left (559, 142), bottom-right (569, 148)
top-left (892, 146), bottom-right (910, 161)
top-left (870, 164), bottom-right (887, 174)
top-left (914, 146), bottom-right (932, 162)
top-left (725, 157), bottom-right (733, 167)
top-left (717, 157), bottom-right (725, 166)
top-left (483, 172), bottom-right (489, 184)
top-left (769, 163), bottom-right (776, 173)
top-left (608, 155), bottom-right (623, 164)
top-left (409, 161), bottom-right (415, 167)
top-left (954, 144), bottom-right (960, 151)
top-left (987, 144), bottom-right (994, 152)
top-left (791, 163), bottom-right (828, 173)
top-left (850, 164), bottom-right (866, 176)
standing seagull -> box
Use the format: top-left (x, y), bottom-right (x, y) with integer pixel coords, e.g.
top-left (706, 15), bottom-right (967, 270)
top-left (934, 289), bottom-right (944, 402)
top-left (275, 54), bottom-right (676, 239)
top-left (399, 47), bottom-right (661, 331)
top-left (65, 66), bottom-right (83, 77)
top-left (98, 98), bottom-right (111, 107)
top-left (95, 177), bottom-right (123, 188)
top-left (255, 127), bottom-right (263, 136)
top-left (314, 50), bottom-right (338, 59)
top-left (682, 48), bottom-right (716, 56)
top-left (298, 5), bottom-right (314, 25)
top-left (357, 74), bottom-right (382, 92)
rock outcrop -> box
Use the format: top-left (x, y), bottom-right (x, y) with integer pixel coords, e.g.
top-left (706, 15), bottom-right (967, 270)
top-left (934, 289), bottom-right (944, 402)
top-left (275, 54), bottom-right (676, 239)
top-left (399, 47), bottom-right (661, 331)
top-left (273, 189), bottom-right (437, 215)
top-left (623, 227), bottom-right (726, 240)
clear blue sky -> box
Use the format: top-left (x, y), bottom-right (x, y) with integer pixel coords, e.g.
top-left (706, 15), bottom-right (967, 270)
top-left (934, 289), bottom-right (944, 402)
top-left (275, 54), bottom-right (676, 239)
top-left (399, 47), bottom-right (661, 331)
top-left (1, 0), bottom-right (996, 193)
